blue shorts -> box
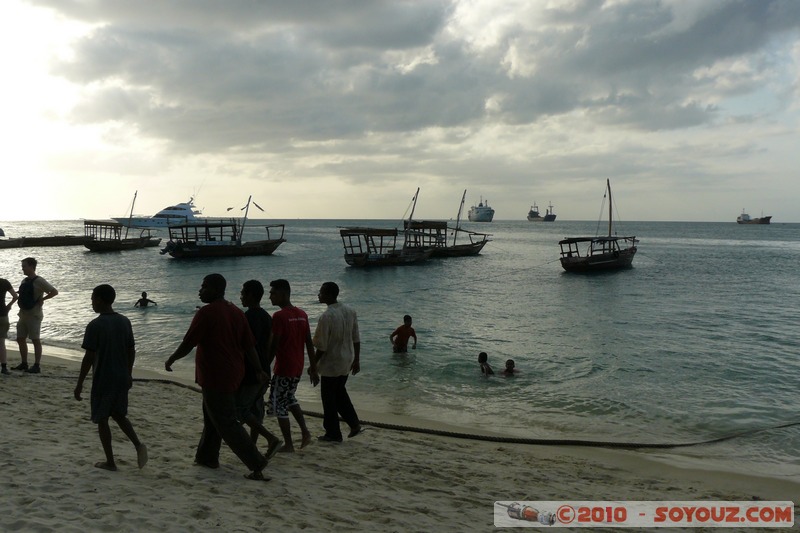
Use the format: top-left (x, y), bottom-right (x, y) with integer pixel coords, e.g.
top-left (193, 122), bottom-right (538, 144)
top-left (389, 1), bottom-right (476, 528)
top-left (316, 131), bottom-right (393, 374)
top-left (268, 375), bottom-right (300, 418)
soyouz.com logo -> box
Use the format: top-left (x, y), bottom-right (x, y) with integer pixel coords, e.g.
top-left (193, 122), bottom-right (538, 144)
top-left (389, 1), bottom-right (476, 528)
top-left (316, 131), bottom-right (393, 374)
top-left (494, 501), bottom-right (794, 528)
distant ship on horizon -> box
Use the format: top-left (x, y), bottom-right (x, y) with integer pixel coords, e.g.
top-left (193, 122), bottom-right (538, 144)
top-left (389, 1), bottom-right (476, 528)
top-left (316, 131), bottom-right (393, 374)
top-left (468, 197), bottom-right (495, 222)
top-left (527, 202), bottom-right (556, 222)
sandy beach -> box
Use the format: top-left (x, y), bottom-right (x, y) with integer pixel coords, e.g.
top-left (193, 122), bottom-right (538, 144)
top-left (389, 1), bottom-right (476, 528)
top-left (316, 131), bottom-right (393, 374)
top-left (0, 348), bottom-right (797, 532)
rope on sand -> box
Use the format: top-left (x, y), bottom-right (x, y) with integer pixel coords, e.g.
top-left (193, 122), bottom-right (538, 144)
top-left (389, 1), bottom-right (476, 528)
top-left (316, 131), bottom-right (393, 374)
top-left (126, 377), bottom-right (800, 450)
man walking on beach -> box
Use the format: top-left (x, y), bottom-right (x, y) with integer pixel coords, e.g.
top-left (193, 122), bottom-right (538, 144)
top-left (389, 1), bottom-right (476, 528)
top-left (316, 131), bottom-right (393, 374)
top-left (15, 257), bottom-right (58, 374)
top-left (165, 273), bottom-right (271, 481)
top-left (74, 284), bottom-right (147, 471)
top-left (267, 279), bottom-right (315, 452)
top-left (309, 282), bottom-right (363, 442)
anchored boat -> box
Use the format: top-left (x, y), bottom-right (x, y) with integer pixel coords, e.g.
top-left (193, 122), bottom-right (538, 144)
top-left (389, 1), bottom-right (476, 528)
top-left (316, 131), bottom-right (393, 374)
top-left (736, 210), bottom-right (771, 224)
top-left (339, 227), bottom-right (432, 267)
top-left (558, 179), bottom-right (637, 272)
top-left (527, 202), bottom-right (556, 222)
top-left (160, 196), bottom-right (285, 258)
top-left (84, 220), bottom-right (161, 252)
top-left (467, 197), bottom-right (495, 222)
top-left (404, 189), bottom-right (490, 257)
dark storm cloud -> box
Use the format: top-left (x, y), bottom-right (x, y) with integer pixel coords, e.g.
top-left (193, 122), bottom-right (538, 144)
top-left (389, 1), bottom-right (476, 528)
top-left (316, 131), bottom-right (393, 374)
top-left (30, 0), bottom-right (800, 153)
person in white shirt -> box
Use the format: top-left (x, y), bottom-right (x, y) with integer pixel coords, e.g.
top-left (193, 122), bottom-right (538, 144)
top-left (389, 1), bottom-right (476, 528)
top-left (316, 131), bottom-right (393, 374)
top-left (309, 282), bottom-right (363, 442)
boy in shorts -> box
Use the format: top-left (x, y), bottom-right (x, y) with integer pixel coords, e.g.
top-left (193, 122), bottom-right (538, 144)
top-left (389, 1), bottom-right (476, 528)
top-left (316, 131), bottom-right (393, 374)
top-left (237, 280), bottom-right (282, 459)
top-left (74, 284), bottom-right (147, 471)
top-left (267, 279), bottom-right (316, 452)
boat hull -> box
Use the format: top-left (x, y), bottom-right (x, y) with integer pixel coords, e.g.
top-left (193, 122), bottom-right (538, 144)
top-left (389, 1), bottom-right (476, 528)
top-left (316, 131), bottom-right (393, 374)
top-left (344, 248), bottom-right (432, 267)
top-left (0, 238), bottom-right (24, 249)
top-left (560, 248), bottom-right (637, 272)
top-left (165, 239), bottom-right (285, 258)
top-left (428, 241), bottom-right (487, 257)
top-left (468, 210), bottom-right (494, 222)
top-left (85, 237), bottom-right (162, 252)
top-left (736, 216), bottom-right (771, 224)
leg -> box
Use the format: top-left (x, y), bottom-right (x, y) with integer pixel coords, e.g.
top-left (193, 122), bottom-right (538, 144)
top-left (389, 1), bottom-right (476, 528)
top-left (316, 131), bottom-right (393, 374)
top-left (111, 413), bottom-right (148, 469)
top-left (15, 338), bottom-right (28, 366)
top-left (333, 375), bottom-right (361, 436)
top-left (320, 376), bottom-right (343, 440)
top-left (288, 404), bottom-right (311, 449)
top-left (31, 338), bottom-right (43, 366)
top-left (203, 389), bottom-right (266, 473)
top-left (244, 415), bottom-right (280, 444)
top-left (276, 416), bottom-right (294, 452)
top-left (195, 397), bottom-right (222, 468)
top-left (96, 418), bottom-right (117, 471)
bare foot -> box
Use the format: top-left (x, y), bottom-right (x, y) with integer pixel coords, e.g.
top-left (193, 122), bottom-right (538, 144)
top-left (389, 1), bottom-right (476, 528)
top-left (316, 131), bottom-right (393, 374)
top-left (94, 461), bottom-right (117, 471)
top-left (300, 432), bottom-right (311, 449)
top-left (278, 446), bottom-right (294, 454)
top-left (136, 443), bottom-right (148, 469)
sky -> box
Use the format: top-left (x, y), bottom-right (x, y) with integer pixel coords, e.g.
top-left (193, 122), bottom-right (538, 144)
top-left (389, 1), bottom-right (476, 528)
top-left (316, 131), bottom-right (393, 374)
top-left (1, 0), bottom-right (799, 222)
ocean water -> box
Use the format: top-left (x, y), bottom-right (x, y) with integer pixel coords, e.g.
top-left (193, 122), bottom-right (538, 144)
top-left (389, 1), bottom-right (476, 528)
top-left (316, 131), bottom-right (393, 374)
top-left (1, 218), bottom-right (799, 481)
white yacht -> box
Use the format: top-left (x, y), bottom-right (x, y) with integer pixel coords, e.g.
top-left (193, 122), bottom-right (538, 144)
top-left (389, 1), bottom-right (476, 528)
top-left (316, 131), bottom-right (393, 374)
top-left (113, 198), bottom-right (204, 228)
top-left (467, 197), bottom-right (495, 222)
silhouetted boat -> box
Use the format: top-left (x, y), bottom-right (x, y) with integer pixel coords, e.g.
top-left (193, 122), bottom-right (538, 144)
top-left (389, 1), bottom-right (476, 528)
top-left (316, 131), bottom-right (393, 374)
top-left (404, 189), bottom-right (490, 257)
top-left (339, 227), bottom-right (432, 267)
top-left (83, 220), bottom-right (161, 252)
top-left (160, 196), bottom-right (285, 258)
top-left (527, 202), bottom-right (556, 222)
top-left (467, 197), bottom-right (495, 222)
top-left (736, 210), bottom-right (771, 224)
top-left (558, 179), bottom-right (637, 272)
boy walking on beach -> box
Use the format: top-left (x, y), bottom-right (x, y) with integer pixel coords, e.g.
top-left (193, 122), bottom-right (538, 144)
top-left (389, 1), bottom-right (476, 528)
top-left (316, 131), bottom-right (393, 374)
top-left (390, 315), bottom-right (417, 353)
top-left (238, 280), bottom-right (283, 457)
top-left (15, 257), bottom-right (58, 373)
top-left (74, 284), bottom-right (147, 471)
top-left (267, 279), bottom-right (316, 452)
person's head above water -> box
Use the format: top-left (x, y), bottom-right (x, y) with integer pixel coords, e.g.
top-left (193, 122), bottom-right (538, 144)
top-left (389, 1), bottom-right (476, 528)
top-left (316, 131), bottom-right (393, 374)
top-left (478, 352), bottom-right (488, 363)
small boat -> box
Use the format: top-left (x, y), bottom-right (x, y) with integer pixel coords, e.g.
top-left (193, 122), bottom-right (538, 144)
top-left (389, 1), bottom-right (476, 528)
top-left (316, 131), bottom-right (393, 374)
top-left (0, 235), bottom-right (89, 248)
top-left (83, 220), bottom-right (161, 252)
top-left (160, 196), bottom-right (285, 258)
top-left (467, 197), bottom-right (495, 222)
top-left (736, 210), bottom-right (771, 224)
top-left (527, 202), bottom-right (556, 222)
top-left (404, 189), bottom-right (490, 257)
top-left (113, 196), bottom-right (204, 228)
top-left (339, 227), bottom-right (432, 267)
top-left (558, 179), bottom-right (637, 272)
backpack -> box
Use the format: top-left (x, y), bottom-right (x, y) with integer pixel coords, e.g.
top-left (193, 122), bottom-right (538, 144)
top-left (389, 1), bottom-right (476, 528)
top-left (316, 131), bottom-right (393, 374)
top-left (18, 276), bottom-right (39, 310)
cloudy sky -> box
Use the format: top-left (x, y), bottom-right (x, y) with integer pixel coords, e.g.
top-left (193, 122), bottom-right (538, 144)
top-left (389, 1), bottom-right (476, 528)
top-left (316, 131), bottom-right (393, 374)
top-left (2, 0), bottom-right (799, 222)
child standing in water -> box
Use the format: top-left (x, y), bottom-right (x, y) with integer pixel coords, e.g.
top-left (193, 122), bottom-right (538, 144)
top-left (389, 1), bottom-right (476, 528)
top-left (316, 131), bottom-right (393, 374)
top-left (390, 315), bottom-right (417, 353)
top-left (502, 359), bottom-right (517, 376)
top-left (478, 352), bottom-right (494, 375)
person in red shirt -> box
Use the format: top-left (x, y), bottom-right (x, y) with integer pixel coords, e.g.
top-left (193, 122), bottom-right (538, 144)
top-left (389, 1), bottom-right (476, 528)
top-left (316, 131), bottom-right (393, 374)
top-left (390, 314), bottom-right (417, 353)
top-left (267, 279), bottom-right (316, 453)
top-left (165, 273), bottom-right (270, 481)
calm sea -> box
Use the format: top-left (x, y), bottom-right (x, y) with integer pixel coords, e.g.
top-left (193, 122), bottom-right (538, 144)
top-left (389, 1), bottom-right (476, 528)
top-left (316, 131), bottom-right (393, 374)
top-left (1, 218), bottom-right (799, 481)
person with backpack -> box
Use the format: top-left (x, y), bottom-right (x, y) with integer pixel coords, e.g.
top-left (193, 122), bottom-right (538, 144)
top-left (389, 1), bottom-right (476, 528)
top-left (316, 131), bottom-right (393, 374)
top-left (15, 257), bottom-right (58, 374)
